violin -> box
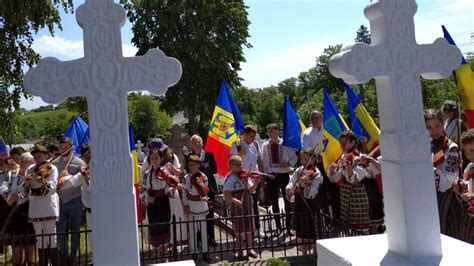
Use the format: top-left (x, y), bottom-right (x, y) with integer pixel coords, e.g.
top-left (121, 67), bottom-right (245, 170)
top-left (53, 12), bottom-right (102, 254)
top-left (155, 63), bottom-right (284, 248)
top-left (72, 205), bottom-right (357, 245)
top-left (238, 170), bottom-right (275, 180)
top-left (155, 166), bottom-right (179, 188)
top-left (304, 165), bottom-right (318, 180)
top-left (432, 135), bottom-right (449, 167)
top-left (190, 172), bottom-right (209, 197)
top-left (33, 161), bottom-right (52, 181)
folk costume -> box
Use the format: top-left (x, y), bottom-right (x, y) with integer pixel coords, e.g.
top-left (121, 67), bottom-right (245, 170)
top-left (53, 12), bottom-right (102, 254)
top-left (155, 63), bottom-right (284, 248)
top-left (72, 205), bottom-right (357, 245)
top-left (182, 171), bottom-right (210, 254)
top-left (458, 163), bottom-right (474, 244)
top-left (230, 139), bottom-right (262, 232)
top-left (329, 151), bottom-right (371, 231)
top-left (261, 137), bottom-right (297, 231)
top-left (0, 167), bottom-right (14, 245)
top-left (7, 170), bottom-right (36, 247)
top-left (145, 168), bottom-right (171, 247)
top-left (19, 145), bottom-right (60, 266)
top-left (185, 149), bottom-right (218, 245)
top-left (223, 173), bottom-right (255, 235)
top-left (362, 157), bottom-right (385, 229)
top-left (286, 165), bottom-right (323, 240)
top-left (143, 167), bottom-right (171, 247)
top-left (432, 135), bottom-right (462, 239)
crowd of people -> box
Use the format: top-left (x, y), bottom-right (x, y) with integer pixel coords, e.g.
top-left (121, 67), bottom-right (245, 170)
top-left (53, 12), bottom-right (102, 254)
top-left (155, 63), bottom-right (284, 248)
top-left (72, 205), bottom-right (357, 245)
top-left (0, 100), bottom-right (473, 265)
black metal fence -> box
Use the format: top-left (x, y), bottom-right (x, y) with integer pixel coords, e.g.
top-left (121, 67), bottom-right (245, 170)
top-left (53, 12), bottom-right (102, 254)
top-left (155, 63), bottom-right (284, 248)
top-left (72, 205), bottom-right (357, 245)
top-left (0, 211), bottom-right (362, 265)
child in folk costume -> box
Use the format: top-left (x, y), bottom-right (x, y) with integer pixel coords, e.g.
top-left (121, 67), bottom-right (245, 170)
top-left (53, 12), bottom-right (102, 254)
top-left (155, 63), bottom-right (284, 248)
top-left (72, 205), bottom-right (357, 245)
top-left (328, 131), bottom-right (371, 232)
top-left (142, 149), bottom-right (174, 253)
top-left (57, 144), bottom-right (92, 248)
top-left (6, 152), bottom-right (36, 265)
top-left (223, 155), bottom-right (261, 259)
top-left (355, 152), bottom-right (385, 234)
top-left (182, 154), bottom-right (211, 263)
top-left (424, 109), bottom-right (462, 239)
top-left (285, 148), bottom-right (323, 255)
top-left (21, 144), bottom-right (59, 266)
top-left (455, 129), bottom-right (474, 244)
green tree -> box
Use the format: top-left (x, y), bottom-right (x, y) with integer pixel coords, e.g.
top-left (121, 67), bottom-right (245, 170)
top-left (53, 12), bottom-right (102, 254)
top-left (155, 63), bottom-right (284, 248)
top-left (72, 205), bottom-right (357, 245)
top-left (355, 25), bottom-right (371, 44)
top-left (0, 0), bottom-right (73, 140)
top-left (65, 97), bottom-right (88, 121)
top-left (121, 0), bottom-right (251, 134)
top-left (40, 114), bottom-right (71, 142)
top-left (128, 95), bottom-right (172, 142)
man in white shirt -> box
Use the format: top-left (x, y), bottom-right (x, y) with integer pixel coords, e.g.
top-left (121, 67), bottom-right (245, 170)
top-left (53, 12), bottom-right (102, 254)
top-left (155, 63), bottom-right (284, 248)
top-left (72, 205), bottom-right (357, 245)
top-left (230, 125), bottom-right (265, 238)
top-left (303, 110), bottom-right (341, 219)
top-left (302, 111), bottom-right (323, 153)
top-left (261, 123), bottom-right (297, 236)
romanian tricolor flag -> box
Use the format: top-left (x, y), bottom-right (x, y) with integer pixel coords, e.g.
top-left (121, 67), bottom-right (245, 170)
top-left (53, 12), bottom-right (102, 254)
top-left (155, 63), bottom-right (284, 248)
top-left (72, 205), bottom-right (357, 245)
top-left (129, 125), bottom-right (142, 223)
top-left (205, 80), bottom-right (244, 176)
top-left (322, 90), bottom-right (349, 171)
top-left (283, 96), bottom-right (306, 150)
top-left (443, 25), bottom-right (474, 128)
top-left (345, 83), bottom-right (380, 152)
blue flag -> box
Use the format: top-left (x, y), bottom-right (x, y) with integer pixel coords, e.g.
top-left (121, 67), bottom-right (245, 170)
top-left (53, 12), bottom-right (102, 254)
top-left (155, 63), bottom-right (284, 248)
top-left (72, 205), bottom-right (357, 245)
top-left (283, 97), bottom-right (306, 150)
top-left (221, 80), bottom-right (244, 134)
top-left (64, 115), bottom-right (90, 155)
top-left (0, 137), bottom-right (8, 154)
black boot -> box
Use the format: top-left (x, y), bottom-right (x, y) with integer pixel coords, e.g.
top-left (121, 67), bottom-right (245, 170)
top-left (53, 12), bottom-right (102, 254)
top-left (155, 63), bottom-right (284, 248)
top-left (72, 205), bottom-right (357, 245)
top-left (50, 248), bottom-right (59, 266)
top-left (38, 248), bottom-right (47, 266)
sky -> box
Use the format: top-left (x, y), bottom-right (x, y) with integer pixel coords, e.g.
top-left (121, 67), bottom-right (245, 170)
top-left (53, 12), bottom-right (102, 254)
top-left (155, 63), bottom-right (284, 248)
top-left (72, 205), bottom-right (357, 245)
top-left (20, 0), bottom-right (473, 110)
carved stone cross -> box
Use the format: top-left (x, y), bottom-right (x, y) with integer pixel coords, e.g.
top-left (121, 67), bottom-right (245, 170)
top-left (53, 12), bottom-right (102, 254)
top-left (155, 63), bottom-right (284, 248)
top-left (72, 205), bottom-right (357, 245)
top-left (24, 0), bottom-right (182, 264)
top-left (329, 0), bottom-right (461, 261)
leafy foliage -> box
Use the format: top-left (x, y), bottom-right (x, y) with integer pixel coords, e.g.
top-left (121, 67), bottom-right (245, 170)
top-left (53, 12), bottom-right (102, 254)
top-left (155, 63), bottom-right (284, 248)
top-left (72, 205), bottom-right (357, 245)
top-left (121, 0), bottom-right (251, 134)
top-left (0, 0), bottom-right (73, 142)
top-left (128, 95), bottom-right (172, 142)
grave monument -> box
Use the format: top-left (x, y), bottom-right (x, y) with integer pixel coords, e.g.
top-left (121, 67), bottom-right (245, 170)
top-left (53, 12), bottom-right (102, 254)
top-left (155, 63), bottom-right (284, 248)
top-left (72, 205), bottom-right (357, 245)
top-left (23, 0), bottom-right (182, 264)
top-left (317, 0), bottom-right (474, 264)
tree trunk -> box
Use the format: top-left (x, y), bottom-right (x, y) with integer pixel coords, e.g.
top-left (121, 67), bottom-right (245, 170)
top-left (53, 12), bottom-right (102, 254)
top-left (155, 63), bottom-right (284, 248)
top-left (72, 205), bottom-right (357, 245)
top-left (188, 108), bottom-right (197, 135)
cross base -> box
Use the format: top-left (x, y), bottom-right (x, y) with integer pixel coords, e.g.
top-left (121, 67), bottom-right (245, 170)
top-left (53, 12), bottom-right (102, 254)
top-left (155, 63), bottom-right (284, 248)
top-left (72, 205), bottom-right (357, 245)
top-left (317, 234), bottom-right (473, 265)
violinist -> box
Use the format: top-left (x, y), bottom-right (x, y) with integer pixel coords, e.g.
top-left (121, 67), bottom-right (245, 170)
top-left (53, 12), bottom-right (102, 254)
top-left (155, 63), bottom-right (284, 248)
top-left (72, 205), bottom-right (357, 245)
top-left (142, 149), bottom-right (171, 253)
top-left (285, 148), bottom-right (323, 255)
top-left (230, 125), bottom-right (265, 239)
top-left (424, 108), bottom-right (461, 239)
top-left (53, 136), bottom-right (85, 263)
top-left (223, 155), bottom-right (260, 259)
top-left (5, 152), bottom-right (36, 266)
top-left (57, 144), bottom-right (93, 248)
top-left (328, 131), bottom-right (371, 232)
top-left (261, 123), bottom-right (298, 237)
top-left (21, 144), bottom-right (59, 265)
top-left (189, 134), bottom-right (218, 247)
top-left (456, 129), bottom-right (474, 244)
top-left (182, 154), bottom-right (211, 263)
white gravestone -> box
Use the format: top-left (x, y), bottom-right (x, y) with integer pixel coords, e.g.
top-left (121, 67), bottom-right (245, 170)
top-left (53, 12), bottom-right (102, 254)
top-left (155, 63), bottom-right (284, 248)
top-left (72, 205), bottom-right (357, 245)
top-left (318, 0), bottom-right (473, 265)
top-left (136, 140), bottom-right (145, 162)
top-left (23, 0), bottom-right (182, 265)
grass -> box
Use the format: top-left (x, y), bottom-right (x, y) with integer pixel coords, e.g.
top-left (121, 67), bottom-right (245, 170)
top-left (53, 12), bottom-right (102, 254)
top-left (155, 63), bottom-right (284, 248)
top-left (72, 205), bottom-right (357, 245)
top-left (20, 108), bottom-right (75, 122)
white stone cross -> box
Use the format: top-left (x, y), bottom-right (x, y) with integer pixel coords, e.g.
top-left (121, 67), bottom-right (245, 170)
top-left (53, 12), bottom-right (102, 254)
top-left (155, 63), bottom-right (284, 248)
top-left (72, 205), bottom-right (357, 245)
top-left (24, 0), bottom-right (182, 265)
top-left (136, 140), bottom-right (145, 162)
top-left (329, 0), bottom-right (461, 262)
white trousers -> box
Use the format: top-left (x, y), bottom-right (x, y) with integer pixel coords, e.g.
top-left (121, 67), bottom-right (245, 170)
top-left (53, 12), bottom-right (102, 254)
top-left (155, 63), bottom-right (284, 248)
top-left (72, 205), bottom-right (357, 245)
top-left (189, 214), bottom-right (207, 253)
top-left (33, 220), bottom-right (57, 249)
